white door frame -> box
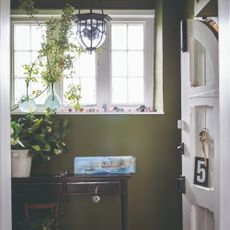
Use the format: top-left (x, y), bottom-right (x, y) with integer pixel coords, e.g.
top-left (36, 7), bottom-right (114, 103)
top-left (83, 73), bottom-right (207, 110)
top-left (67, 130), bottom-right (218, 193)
top-left (0, 1), bottom-right (230, 230)
top-left (218, 0), bottom-right (230, 229)
top-left (0, 0), bottom-right (11, 229)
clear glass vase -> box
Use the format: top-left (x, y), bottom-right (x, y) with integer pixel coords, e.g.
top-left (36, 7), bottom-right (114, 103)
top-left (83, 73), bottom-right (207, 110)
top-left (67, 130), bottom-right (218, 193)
top-left (19, 96), bottom-right (37, 112)
top-left (44, 84), bottom-right (61, 111)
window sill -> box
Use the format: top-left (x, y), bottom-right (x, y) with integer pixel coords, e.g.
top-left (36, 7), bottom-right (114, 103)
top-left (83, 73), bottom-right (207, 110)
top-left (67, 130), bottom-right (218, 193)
top-left (11, 105), bottom-right (164, 115)
top-left (11, 110), bottom-right (164, 116)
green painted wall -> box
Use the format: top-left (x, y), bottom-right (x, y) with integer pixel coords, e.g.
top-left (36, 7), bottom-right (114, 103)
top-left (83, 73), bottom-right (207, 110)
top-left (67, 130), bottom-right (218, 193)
top-left (33, 115), bottom-right (182, 230)
top-left (30, 0), bottom-right (183, 229)
top-left (183, 0), bottom-right (194, 19)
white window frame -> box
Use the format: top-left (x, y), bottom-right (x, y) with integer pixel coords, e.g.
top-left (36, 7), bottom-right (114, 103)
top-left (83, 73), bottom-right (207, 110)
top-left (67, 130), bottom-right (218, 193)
top-left (97, 13), bottom-right (154, 107)
top-left (11, 10), bottom-right (155, 113)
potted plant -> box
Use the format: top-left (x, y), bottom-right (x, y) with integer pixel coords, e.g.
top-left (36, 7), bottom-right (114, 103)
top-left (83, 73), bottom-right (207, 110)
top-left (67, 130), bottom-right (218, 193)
top-left (11, 117), bottom-right (32, 177)
top-left (11, 109), bottom-right (69, 177)
top-left (18, 0), bottom-right (83, 111)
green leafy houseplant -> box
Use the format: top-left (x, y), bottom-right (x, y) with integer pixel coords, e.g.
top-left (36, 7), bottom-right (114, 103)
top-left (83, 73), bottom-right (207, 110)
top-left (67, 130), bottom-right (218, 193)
top-left (64, 83), bottom-right (82, 111)
top-left (18, 0), bottom-right (83, 109)
top-left (11, 110), bottom-right (69, 160)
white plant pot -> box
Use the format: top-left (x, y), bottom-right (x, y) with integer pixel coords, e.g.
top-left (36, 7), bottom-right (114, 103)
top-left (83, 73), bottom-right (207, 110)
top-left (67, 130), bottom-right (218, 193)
top-left (11, 149), bottom-right (32, 177)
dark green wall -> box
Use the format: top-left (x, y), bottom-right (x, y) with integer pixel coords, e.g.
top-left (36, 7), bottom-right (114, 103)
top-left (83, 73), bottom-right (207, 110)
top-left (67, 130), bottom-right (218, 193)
top-left (182, 0), bottom-right (218, 19)
top-left (33, 113), bottom-right (182, 230)
top-left (183, 0), bottom-right (194, 19)
top-left (29, 0), bottom-right (182, 229)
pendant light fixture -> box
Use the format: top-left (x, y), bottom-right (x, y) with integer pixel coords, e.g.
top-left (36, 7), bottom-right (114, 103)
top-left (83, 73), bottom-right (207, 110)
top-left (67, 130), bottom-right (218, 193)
top-left (73, 0), bottom-right (111, 53)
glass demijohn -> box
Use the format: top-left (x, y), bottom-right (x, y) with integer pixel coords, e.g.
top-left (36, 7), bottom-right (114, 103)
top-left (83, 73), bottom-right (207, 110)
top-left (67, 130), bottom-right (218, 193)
top-left (44, 84), bottom-right (61, 111)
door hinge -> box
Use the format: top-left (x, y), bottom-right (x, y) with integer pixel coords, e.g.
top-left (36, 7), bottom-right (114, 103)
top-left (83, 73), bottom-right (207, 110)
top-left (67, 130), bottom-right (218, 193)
top-left (177, 142), bottom-right (184, 155)
top-left (177, 120), bottom-right (185, 130)
top-left (180, 20), bottom-right (187, 52)
top-left (177, 176), bottom-right (186, 194)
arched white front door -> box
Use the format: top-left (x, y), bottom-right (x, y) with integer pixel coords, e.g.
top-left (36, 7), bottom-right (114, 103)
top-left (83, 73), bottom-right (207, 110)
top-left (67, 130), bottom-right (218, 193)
top-left (180, 19), bottom-right (219, 230)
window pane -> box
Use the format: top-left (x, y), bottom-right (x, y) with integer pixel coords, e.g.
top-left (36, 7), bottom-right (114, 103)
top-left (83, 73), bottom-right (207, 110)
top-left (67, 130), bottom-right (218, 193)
top-left (31, 51), bottom-right (41, 65)
top-left (111, 22), bottom-right (146, 106)
top-left (112, 78), bottom-right (127, 104)
top-left (79, 53), bottom-right (96, 77)
top-left (31, 25), bottom-right (45, 50)
top-left (112, 51), bottom-right (127, 77)
top-left (128, 51), bottom-right (144, 77)
top-left (81, 78), bottom-right (96, 105)
top-left (63, 79), bottom-right (72, 100)
top-left (128, 24), bottom-right (144, 50)
top-left (63, 78), bottom-right (81, 104)
top-left (14, 52), bottom-right (30, 77)
top-left (63, 51), bottom-right (96, 106)
top-left (14, 25), bottom-right (30, 50)
top-left (111, 24), bottom-right (127, 50)
top-left (14, 79), bottom-right (27, 103)
top-left (128, 78), bottom-right (143, 104)
top-left (30, 81), bottom-right (48, 104)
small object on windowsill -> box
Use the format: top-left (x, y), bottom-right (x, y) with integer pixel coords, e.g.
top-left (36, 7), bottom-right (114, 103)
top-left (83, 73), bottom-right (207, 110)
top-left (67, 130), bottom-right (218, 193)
top-left (55, 170), bottom-right (68, 178)
top-left (101, 104), bottom-right (108, 112)
top-left (113, 106), bottom-right (124, 112)
top-left (55, 104), bottom-right (155, 113)
top-left (86, 107), bottom-right (96, 112)
top-left (136, 105), bottom-right (153, 112)
top-left (137, 105), bottom-right (147, 112)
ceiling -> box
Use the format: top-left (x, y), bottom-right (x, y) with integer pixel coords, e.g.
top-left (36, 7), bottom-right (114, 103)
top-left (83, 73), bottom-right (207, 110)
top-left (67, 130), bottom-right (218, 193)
top-left (11, 0), bottom-right (155, 10)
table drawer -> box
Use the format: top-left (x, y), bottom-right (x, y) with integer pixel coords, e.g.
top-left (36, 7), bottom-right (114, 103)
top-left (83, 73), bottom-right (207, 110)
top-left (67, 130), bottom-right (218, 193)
top-left (66, 181), bottom-right (120, 195)
top-left (13, 182), bottom-right (63, 196)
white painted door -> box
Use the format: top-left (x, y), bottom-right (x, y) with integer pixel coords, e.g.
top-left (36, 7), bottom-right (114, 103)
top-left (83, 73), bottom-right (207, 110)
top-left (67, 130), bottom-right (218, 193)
top-left (180, 19), bottom-right (219, 230)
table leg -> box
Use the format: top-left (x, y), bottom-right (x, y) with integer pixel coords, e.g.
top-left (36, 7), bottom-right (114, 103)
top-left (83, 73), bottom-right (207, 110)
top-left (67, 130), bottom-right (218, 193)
top-left (120, 178), bottom-right (128, 230)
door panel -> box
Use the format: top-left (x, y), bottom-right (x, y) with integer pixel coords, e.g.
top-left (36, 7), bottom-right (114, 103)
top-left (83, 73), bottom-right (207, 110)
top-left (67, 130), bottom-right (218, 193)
top-left (191, 205), bottom-right (214, 230)
top-left (187, 20), bottom-right (218, 97)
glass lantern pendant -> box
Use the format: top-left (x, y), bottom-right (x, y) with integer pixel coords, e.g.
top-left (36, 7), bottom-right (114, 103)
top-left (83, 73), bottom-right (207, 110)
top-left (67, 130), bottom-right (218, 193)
top-left (73, 0), bottom-right (111, 53)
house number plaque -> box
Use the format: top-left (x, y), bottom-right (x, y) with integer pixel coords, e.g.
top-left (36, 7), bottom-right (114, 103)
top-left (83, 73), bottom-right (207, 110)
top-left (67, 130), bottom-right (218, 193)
top-left (194, 156), bottom-right (209, 187)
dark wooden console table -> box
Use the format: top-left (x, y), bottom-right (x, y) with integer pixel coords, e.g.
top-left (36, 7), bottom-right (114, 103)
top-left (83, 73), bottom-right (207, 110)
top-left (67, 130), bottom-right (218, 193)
top-left (12, 174), bottom-right (130, 230)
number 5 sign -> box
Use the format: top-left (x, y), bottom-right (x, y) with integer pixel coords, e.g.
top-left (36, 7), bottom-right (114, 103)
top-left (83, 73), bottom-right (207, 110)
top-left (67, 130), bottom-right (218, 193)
top-left (194, 156), bottom-right (209, 187)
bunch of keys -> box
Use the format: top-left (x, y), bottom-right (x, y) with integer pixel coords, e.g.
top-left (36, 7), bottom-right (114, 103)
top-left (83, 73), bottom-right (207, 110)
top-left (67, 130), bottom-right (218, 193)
top-left (199, 128), bottom-right (208, 166)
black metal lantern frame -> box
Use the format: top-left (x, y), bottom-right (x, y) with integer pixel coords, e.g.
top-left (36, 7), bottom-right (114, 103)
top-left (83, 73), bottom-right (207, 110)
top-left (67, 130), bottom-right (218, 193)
top-left (73, 0), bottom-right (111, 53)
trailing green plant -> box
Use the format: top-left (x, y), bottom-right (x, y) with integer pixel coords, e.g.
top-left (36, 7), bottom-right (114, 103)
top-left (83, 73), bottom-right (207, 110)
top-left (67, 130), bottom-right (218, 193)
top-left (19, 0), bottom-right (83, 99)
top-left (11, 109), bottom-right (69, 160)
top-left (64, 83), bottom-right (82, 111)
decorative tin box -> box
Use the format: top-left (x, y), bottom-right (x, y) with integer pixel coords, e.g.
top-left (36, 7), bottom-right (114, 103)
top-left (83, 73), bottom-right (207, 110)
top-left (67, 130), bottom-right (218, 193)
top-left (74, 156), bottom-right (136, 175)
